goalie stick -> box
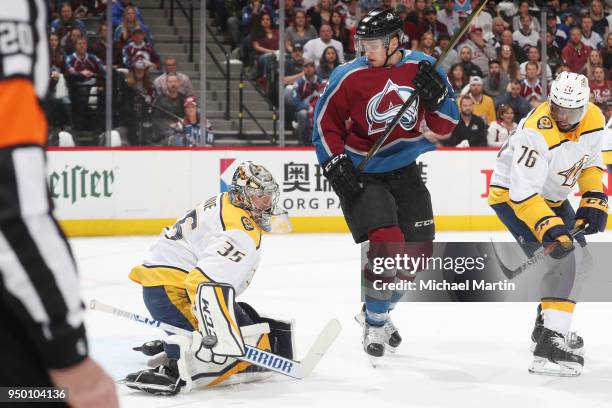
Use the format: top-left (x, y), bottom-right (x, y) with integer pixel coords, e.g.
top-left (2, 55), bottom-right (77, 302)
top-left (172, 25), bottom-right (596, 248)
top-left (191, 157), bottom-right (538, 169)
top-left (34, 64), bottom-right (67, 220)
top-left (89, 299), bottom-right (341, 380)
top-left (490, 223), bottom-right (586, 280)
top-left (357, 0), bottom-right (490, 171)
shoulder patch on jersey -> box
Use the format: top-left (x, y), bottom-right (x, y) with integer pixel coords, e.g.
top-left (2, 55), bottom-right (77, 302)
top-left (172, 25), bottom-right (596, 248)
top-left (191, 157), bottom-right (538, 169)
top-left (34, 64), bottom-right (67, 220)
top-left (221, 193), bottom-right (262, 248)
top-left (537, 116), bottom-right (553, 130)
top-left (241, 216), bottom-right (254, 231)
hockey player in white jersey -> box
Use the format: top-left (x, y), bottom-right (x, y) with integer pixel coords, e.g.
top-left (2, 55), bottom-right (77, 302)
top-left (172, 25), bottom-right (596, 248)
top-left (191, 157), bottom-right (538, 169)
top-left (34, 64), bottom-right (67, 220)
top-left (603, 116), bottom-right (612, 175)
top-left (122, 161), bottom-right (294, 394)
top-left (488, 72), bottom-right (608, 376)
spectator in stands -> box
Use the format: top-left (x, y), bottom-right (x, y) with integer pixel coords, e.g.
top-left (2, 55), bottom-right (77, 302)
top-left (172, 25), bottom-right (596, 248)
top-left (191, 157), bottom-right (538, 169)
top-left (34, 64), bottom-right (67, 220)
top-left (581, 15), bottom-right (603, 50)
top-left (435, 33), bottom-right (457, 73)
top-left (437, 0), bottom-right (460, 35)
top-left (546, 31), bottom-right (563, 70)
top-left (303, 23), bottom-right (344, 68)
top-left (562, 26), bottom-right (592, 73)
top-left (151, 73), bottom-right (185, 145)
top-left (418, 32), bottom-right (437, 57)
top-left (252, 12), bottom-right (279, 83)
top-left (547, 14), bottom-right (567, 49)
top-left (489, 17), bottom-right (507, 47)
top-left (330, 10), bottom-right (351, 55)
top-left (291, 60), bottom-right (322, 146)
top-left (114, 5), bottom-right (154, 48)
top-left (444, 97), bottom-right (487, 147)
top-left (154, 56), bottom-right (194, 97)
top-left (590, 0), bottom-right (608, 37)
top-left (512, 0), bottom-right (540, 33)
top-left (498, 44), bottom-right (521, 80)
top-left (487, 104), bottom-right (516, 148)
top-left (458, 26), bottom-right (496, 76)
top-left (605, 100), bottom-right (612, 121)
top-left (91, 23), bottom-right (122, 68)
top-left (50, 33), bottom-right (66, 72)
top-left (483, 60), bottom-right (509, 98)
top-left (51, 2), bottom-right (85, 40)
top-left (170, 97), bottom-right (214, 146)
top-left (418, 7), bottom-right (448, 42)
top-left (449, 63), bottom-right (468, 95)
top-left (62, 27), bottom-right (83, 55)
top-left (406, 0), bottom-right (426, 26)
top-left (285, 10), bottom-right (318, 52)
top-left (338, 0), bottom-right (360, 30)
top-left (284, 43), bottom-right (306, 85)
top-left (600, 33), bottom-right (612, 74)
top-left (513, 14), bottom-right (539, 51)
top-left (494, 79), bottom-right (531, 121)
top-left (559, 13), bottom-right (577, 38)
top-left (519, 46), bottom-right (553, 81)
top-left (458, 46), bottom-right (484, 79)
top-left (590, 66), bottom-right (612, 109)
top-left (112, 0), bottom-right (145, 28)
top-left (471, 0), bottom-right (493, 34)
top-left (121, 60), bottom-right (155, 145)
top-left (65, 37), bottom-right (106, 129)
top-left (582, 49), bottom-right (604, 81)
top-left (122, 27), bottom-right (161, 69)
top-left (461, 76), bottom-right (496, 124)
top-left (499, 29), bottom-right (527, 62)
top-left (520, 61), bottom-right (545, 100)
top-left (308, 0), bottom-right (334, 33)
top-left (316, 46), bottom-right (340, 80)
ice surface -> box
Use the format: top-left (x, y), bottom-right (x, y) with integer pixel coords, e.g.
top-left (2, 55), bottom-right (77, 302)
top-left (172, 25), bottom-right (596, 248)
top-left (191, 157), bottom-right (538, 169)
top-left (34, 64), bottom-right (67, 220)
top-left (76, 232), bottom-right (612, 408)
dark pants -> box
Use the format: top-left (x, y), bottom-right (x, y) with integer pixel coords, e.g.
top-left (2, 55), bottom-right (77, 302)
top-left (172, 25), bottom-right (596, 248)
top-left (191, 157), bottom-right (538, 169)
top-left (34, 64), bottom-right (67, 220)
top-left (340, 162), bottom-right (435, 244)
top-left (142, 286), bottom-right (254, 333)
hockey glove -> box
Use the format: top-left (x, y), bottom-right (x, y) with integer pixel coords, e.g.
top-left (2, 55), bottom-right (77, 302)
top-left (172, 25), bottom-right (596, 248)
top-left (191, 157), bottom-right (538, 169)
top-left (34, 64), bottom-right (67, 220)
top-left (412, 60), bottom-right (448, 112)
top-left (323, 153), bottom-right (362, 200)
top-left (575, 191), bottom-right (608, 234)
top-left (537, 217), bottom-right (574, 260)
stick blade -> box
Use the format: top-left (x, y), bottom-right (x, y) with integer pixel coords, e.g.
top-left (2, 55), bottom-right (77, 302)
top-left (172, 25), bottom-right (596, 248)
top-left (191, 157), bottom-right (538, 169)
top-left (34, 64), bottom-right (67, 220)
top-left (299, 319), bottom-right (342, 378)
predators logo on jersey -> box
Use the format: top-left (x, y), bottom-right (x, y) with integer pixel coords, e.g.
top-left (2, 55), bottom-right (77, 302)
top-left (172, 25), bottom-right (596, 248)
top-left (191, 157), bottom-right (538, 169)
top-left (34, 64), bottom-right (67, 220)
top-left (537, 116), bottom-right (553, 130)
top-left (558, 155), bottom-right (589, 188)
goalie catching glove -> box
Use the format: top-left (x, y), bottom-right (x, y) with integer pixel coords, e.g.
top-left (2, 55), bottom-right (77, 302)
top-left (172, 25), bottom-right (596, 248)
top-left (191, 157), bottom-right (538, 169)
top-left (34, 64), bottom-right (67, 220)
top-left (575, 191), bottom-right (608, 234)
top-left (412, 60), bottom-right (448, 112)
top-left (323, 153), bottom-right (362, 200)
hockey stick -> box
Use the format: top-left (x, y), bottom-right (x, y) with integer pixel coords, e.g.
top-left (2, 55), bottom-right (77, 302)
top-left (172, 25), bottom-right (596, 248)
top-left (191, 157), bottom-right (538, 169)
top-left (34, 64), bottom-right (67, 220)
top-left (357, 0), bottom-right (490, 171)
top-left (89, 299), bottom-right (341, 380)
top-left (490, 223), bottom-right (586, 280)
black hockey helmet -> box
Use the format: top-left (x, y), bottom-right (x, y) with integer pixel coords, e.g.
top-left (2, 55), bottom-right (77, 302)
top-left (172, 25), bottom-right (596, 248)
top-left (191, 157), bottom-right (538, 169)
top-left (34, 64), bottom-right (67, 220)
top-left (355, 8), bottom-right (403, 48)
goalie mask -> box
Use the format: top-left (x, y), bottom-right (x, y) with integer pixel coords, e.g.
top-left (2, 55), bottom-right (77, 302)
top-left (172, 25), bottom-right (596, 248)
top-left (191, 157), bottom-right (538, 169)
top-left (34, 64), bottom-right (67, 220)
top-left (229, 161), bottom-right (291, 233)
top-left (548, 72), bottom-right (590, 133)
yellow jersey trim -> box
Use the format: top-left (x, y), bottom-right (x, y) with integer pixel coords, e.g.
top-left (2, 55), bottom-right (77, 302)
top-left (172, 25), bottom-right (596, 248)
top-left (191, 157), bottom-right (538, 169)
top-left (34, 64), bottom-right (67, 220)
top-left (128, 264), bottom-right (188, 288)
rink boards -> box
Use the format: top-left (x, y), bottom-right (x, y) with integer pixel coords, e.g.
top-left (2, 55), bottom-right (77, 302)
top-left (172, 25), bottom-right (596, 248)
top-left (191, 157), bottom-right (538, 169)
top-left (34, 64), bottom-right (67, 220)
top-left (45, 147), bottom-right (612, 236)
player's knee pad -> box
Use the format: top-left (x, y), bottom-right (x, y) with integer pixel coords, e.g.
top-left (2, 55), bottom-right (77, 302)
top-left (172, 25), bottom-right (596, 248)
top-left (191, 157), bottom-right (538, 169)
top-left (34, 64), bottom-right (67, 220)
top-left (238, 302), bottom-right (295, 360)
top-left (163, 321), bottom-right (274, 391)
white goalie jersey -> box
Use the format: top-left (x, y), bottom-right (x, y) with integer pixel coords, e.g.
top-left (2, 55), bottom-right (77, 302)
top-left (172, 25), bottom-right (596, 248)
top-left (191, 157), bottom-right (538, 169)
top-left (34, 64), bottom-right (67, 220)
top-left (130, 192), bottom-right (262, 298)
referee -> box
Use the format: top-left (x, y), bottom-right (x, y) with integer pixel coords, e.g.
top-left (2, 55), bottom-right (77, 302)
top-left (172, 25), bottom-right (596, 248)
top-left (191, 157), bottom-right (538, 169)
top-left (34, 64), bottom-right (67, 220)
top-left (0, 2), bottom-right (117, 407)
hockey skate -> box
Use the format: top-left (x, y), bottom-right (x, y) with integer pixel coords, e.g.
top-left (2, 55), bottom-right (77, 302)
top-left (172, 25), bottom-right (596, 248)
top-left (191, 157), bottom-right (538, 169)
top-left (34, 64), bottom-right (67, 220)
top-left (362, 321), bottom-right (387, 366)
top-left (529, 327), bottom-right (584, 377)
top-left (119, 360), bottom-right (184, 395)
top-left (530, 304), bottom-right (584, 355)
top-left (355, 304), bottom-right (402, 352)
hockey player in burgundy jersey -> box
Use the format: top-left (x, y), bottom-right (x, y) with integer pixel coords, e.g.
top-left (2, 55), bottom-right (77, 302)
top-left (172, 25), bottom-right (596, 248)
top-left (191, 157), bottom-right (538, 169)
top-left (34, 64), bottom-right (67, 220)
top-left (312, 8), bottom-right (459, 360)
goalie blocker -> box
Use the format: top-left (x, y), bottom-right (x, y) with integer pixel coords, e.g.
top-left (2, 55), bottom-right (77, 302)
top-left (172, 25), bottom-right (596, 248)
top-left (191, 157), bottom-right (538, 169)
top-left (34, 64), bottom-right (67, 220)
top-left (124, 282), bottom-right (295, 394)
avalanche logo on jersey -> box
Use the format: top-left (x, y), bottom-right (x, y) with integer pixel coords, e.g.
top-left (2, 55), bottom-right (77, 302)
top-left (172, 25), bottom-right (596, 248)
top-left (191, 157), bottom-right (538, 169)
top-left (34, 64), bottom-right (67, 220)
top-left (366, 78), bottom-right (419, 136)
top-left (557, 155), bottom-right (589, 187)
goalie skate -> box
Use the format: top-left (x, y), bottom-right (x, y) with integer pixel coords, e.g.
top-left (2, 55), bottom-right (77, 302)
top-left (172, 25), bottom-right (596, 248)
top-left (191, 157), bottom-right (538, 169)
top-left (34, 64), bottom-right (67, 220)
top-left (119, 361), bottom-right (184, 395)
top-left (529, 328), bottom-right (584, 377)
top-left (355, 305), bottom-right (402, 352)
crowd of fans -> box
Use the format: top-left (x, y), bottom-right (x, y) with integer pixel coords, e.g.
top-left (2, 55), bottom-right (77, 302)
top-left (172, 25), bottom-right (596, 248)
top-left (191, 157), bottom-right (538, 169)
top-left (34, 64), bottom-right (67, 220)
top-left (47, 0), bottom-right (212, 146)
top-left (46, 0), bottom-right (612, 147)
top-left (211, 0), bottom-right (612, 146)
